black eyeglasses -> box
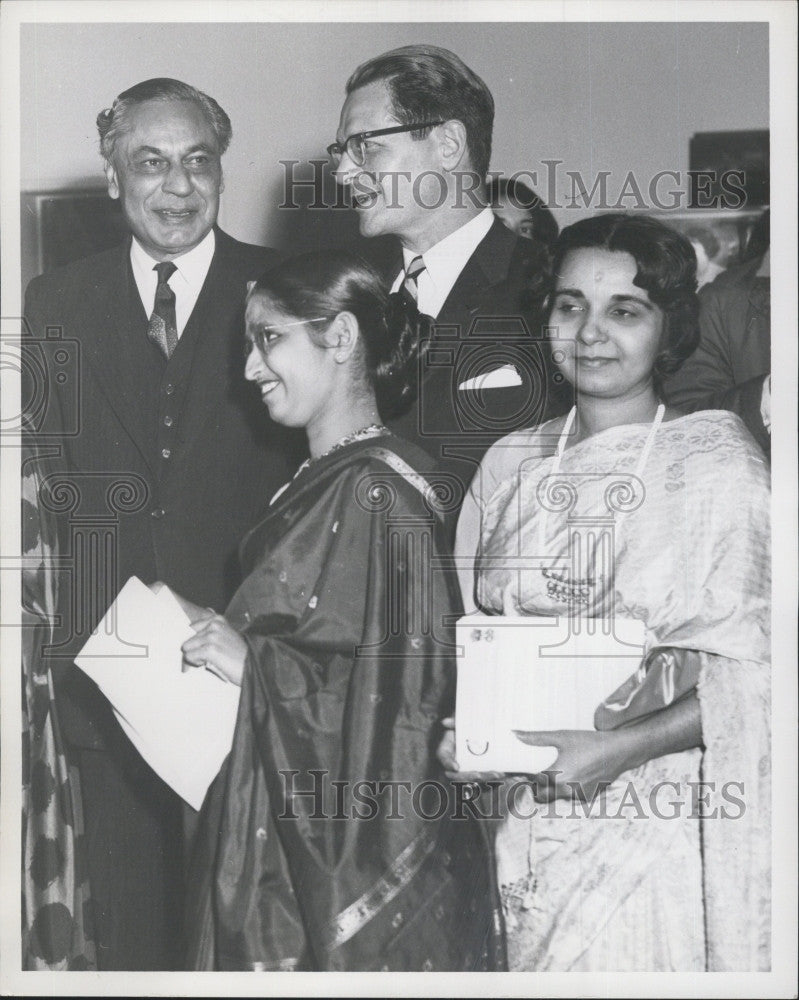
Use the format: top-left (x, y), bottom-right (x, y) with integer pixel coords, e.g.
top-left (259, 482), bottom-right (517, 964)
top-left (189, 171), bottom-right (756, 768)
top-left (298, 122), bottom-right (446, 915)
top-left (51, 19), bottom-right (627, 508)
top-left (327, 121), bottom-right (444, 166)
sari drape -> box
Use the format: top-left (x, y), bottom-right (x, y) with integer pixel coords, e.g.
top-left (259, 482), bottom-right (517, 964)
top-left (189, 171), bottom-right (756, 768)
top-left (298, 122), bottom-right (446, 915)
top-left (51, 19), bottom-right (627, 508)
top-left (471, 410), bottom-right (770, 971)
top-left (21, 446), bottom-right (96, 970)
top-left (186, 436), bottom-right (504, 971)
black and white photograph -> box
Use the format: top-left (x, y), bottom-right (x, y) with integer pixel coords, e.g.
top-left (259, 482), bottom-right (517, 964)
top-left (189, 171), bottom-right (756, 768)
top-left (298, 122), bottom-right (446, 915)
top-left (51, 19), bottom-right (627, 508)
top-left (1, 1), bottom-right (796, 996)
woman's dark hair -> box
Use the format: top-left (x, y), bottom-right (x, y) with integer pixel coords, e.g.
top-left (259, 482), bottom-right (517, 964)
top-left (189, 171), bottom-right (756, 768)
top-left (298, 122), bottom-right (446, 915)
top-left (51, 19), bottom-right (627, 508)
top-left (544, 213), bottom-right (700, 384)
top-left (248, 251), bottom-right (419, 419)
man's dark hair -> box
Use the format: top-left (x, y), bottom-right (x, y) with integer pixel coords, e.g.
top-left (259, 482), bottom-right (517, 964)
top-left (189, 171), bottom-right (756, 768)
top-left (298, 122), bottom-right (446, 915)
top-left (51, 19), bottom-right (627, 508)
top-left (742, 208), bottom-right (770, 262)
top-left (96, 78), bottom-right (232, 162)
top-left (683, 224), bottom-right (721, 261)
top-left (487, 175), bottom-right (560, 247)
top-left (545, 213), bottom-right (700, 384)
top-left (346, 45), bottom-right (494, 180)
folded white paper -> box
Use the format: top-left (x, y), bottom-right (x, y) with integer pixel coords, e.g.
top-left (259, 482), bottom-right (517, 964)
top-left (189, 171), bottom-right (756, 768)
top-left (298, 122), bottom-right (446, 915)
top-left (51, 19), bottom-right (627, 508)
top-left (458, 363), bottom-right (522, 391)
top-left (455, 614), bottom-right (646, 774)
top-left (75, 576), bottom-right (240, 810)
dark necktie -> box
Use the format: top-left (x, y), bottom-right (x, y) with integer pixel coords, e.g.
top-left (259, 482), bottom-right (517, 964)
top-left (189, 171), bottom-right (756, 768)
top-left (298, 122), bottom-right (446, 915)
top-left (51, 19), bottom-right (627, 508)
top-left (148, 261), bottom-right (178, 359)
top-left (401, 254), bottom-right (425, 308)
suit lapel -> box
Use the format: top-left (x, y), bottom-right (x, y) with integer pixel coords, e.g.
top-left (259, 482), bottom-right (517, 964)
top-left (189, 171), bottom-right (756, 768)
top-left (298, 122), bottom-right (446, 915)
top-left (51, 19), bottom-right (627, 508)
top-left (80, 241), bottom-right (159, 475)
top-left (436, 219), bottom-right (518, 328)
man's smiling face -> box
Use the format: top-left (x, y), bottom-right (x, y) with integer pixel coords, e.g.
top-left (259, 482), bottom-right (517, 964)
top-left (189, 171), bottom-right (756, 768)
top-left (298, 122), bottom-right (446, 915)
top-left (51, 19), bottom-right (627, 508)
top-left (334, 80), bottom-right (445, 249)
top-left (105, 98), bottom-right (223, 260)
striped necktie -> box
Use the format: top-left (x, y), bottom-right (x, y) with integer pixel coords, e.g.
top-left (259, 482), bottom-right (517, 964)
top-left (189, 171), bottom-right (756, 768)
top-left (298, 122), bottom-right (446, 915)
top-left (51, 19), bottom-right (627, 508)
top-left (401, 255), bottom-right (425, 307)
top-left (148, 261), bottom-right (178, 359)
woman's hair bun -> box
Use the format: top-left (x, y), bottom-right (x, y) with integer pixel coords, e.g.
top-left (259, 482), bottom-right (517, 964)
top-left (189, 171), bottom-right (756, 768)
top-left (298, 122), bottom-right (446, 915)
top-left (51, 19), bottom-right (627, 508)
top-left (250, 251), bottom-right (424, 421)
top-left (371, 292), bottom-right (423, 419)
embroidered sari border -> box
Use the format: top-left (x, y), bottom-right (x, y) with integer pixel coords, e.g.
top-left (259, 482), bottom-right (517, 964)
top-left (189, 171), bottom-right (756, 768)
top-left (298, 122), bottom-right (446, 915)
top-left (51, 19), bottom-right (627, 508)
top-left (325, 828), bottom-right (439, 950)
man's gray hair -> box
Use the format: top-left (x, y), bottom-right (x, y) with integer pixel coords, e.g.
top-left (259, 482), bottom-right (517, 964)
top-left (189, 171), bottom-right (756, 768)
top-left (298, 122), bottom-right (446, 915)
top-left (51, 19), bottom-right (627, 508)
top-left (96, 78), bottom-right (232, 162)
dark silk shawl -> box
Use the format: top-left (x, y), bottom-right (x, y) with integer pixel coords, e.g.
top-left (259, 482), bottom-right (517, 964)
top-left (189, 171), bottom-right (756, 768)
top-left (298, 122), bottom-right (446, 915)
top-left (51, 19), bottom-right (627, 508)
top-left (186, 436), bottom-right (504, 971)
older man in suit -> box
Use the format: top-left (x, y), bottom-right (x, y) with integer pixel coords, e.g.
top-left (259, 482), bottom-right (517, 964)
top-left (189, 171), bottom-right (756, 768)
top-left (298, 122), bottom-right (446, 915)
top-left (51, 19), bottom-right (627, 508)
top-left (24, 78), bottom-right (299, 969)
top-left (330, 46), bottom-right (570, 526)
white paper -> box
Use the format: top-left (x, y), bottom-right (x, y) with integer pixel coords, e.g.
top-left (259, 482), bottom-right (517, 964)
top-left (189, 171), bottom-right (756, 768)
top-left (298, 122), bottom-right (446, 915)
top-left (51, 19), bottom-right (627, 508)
top-left (455, 614), bottom-right (646, 774)
top-left (75, 576), bottom-right (240, 810)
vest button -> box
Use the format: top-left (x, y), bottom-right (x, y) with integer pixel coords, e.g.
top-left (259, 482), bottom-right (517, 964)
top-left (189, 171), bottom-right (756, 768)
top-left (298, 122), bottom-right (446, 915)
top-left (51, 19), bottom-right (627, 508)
top-left (161, 448), bottom-right (171, 459)
top-left (151, 507), bottom-right (165, 519)
top-left (163, 415), bottom-right (173, 427)
top-left (165, 383), bottom-right (175, 395)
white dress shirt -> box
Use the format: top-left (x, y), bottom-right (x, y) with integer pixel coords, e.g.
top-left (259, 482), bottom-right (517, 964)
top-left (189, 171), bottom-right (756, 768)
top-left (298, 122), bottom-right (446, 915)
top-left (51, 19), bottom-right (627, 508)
top-left (391, 207), bottom-right (495, 318)
top-left (130, 229), bottom-right (216, 337)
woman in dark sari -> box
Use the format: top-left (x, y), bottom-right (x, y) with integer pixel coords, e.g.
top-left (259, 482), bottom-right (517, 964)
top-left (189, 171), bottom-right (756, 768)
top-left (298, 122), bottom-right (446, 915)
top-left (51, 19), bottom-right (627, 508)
top-left (175, 252), bottom-right (503, 971)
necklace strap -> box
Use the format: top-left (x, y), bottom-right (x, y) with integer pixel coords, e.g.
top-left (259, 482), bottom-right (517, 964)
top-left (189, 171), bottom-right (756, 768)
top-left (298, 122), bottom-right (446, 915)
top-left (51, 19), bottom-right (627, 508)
top-left (635, 402), bottom-right (665, 478)
top-left (293, 423), bottom-right (390, 481)
top-left (540, 403), bottom-right (665, 553)
top-left (553, 406), bottom-right (577, 472)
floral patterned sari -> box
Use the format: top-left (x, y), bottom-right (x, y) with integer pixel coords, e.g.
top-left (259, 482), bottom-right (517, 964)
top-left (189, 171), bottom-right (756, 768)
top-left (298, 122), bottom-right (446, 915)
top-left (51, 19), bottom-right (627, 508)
top-left (471, 411), bottom-right (770, 971)
top-left (21, 446), bottom-right (96, 969)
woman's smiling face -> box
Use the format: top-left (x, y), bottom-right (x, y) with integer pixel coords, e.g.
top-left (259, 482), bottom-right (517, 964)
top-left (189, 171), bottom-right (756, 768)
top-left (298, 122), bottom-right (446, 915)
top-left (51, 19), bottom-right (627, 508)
top-left (548, 248), bottom-right (665, 402)
top-left (243, 294), bottom-right (335, 431)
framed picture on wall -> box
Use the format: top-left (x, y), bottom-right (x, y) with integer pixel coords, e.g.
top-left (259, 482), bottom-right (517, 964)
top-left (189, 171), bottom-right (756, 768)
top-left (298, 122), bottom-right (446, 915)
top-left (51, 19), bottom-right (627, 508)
top-left (20, 188), bottom-right (129, 289)
top-left (689, 129), bottom-right (769, 208)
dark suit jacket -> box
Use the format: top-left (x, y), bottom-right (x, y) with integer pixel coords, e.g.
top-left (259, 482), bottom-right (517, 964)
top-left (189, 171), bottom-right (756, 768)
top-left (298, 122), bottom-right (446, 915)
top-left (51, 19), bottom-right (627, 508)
top-left (24, 228), bottom-right (303, 749)
top-left (662, 254), bottom-right (770, 455)
top-left (386, 219), bottom-right (571, 521)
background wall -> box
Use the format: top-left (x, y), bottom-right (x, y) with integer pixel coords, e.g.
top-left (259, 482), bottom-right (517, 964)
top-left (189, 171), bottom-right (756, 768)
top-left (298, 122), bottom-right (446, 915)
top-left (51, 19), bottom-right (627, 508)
top-left (20, 20), bottom-right (768, 275)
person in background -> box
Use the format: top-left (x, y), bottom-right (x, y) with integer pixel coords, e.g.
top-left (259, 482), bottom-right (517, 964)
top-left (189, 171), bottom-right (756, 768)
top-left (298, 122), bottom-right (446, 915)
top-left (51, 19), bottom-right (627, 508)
top-left (487, 175), bottom-right (559, 249)
top-left (172, 251), bottom-right (504, 971)
top-left (683, 223), bottom-right (725, 288)
top-left (23, 77), bottom-right (299, 969)
top-left (446, 213), bottom-right (770, 971)
top-left (330, 45), bottom-right (569, 531)
top-left (663, 209), bottom-right (770, 456)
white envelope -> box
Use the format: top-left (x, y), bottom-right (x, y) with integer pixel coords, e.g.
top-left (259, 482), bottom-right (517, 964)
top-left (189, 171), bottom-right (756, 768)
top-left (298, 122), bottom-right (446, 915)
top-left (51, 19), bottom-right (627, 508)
top-left (455, 614), bottom-right (646, 774)
top-left (457, 363), bottom-right (522, 391)
top-left (75, 576), bottom-right (240, 810)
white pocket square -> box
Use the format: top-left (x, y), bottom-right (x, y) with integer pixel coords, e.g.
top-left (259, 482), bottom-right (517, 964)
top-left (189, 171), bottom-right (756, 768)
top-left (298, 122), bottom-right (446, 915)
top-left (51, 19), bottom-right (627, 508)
top-left (458, 364), bottom-right (522, 391)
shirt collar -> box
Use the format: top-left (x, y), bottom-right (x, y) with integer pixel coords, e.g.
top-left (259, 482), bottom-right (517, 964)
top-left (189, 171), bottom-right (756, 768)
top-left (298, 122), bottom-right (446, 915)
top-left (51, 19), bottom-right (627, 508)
top-left (401, 208), bottom-right (494, 290)
top-left (129, 228), bottom-right (216, 288)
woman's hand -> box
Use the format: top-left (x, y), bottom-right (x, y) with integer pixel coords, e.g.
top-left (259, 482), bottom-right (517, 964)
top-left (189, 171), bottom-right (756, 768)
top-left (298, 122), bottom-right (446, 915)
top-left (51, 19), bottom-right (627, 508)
top-left (516, 694), bottom-right (703, 802)
top-left (148, 581), bottom-right (215, 625)
top-left (513, 728), bottom-right (633, 802)
top-left (181, 613), bottom-right (248, 687)
top-left (436, 717), bottom-right (505, 782)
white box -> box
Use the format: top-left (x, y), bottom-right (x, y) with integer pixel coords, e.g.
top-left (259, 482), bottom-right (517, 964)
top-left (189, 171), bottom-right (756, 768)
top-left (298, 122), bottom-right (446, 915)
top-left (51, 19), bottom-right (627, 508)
top-left (455, 614), bottom-right (646, 773)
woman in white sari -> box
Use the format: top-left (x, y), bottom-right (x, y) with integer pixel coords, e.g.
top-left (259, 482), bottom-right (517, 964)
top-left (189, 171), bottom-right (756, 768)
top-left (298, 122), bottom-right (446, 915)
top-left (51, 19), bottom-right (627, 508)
top-left (448, 213), bottom-right (770, 971)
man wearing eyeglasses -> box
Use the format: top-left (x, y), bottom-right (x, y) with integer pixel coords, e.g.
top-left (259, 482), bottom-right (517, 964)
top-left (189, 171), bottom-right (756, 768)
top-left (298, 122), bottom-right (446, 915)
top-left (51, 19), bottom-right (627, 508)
top-left (331, 45), bottom-right (570, 529)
